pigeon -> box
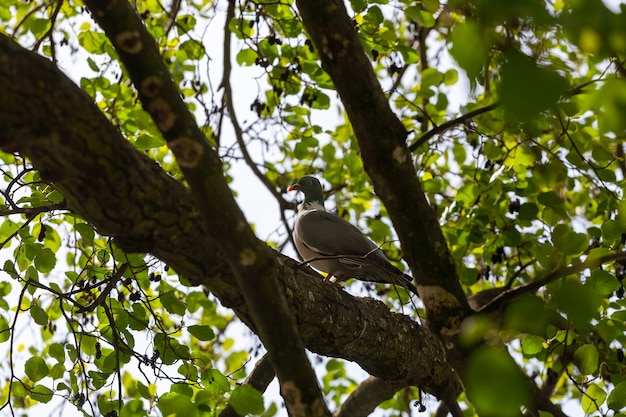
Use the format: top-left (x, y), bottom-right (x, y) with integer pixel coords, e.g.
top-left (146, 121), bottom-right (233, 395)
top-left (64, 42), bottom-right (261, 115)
top-left (288, 176), bottom-right (418, 295)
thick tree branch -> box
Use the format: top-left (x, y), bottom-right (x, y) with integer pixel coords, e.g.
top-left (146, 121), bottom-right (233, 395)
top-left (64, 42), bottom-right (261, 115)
top-left (79, 1), bottom-right (328, 415)
top-left (0, 31), bottom-right (459, 405)
top-left (295, 0), bottom-right (471, 357)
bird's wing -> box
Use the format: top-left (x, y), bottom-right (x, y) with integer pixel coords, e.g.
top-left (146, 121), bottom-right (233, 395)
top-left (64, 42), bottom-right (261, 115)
top-left (295, 209), bottom-right (417, 293)
top-left (295, 209), bottom-right (381, 258)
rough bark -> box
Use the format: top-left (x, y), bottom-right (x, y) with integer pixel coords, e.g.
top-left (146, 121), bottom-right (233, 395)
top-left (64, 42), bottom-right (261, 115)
top-left (0, 33), bottom-right (459, 402)
top-left (79, 0), bottom-right (328, 414)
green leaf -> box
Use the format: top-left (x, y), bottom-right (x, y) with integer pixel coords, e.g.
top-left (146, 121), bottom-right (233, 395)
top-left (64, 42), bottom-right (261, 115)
top-left (443, 69), bottom-right (458, 86)
top-left (87, 57), bottom-right (99, 72)
top-left (135, 134), bottom-right (165, 150)
top-left (236, 48), bottom-right (257, 66)
top-left (503, 227), bottom-right (522, 247)
top-left (30, 384), bottom-right (53, 403)
top-left (521, 334), bottom-right (544, 356)
top-left (574, 344), bottom-right (599, 375)
top-left (157, 392), bottom-right (198, 417)
top-left (29, 19), bottom-right (51, 37)
top-left (537, 191), bottom-right (563, 208)
top-left (549, 279), bottom-right (602, 329)
top-left (293, 141), bottom-right (309, 159)
top-left (78, 31), bottom-right (108, 54)
top-left (180, 40), bottom-right (205, 60)
top-left (582, 383), bottom-right (606, 413)
top-left (601, 219), bottom-right (626, 241)
top-left (450, 22), bottom-right (491, 80)
top-left (518, 203), bottom-right (538, 221)
top-left (137, 381), bottom-right (153, 400)
top-left (349, 0), bottom-right (366, 12)
top-left (75, 223), bottom-right (95, 246)
top-left (25, 356), bottom-right (50, 382)
top-left (202, 369), bottom-right (230, 394)
top-left (188, 325), bottom-right (215, 341)
top-left (555, 231), bottom-right (588, 255)
top-left (34, 247), bottom-right (56, 273)
top-left (0, 315), bottom-right (10, 343)
top-left (160, 291), bottom-right (186, 315)
top-left (608, 381), bottom-right (626, 411)
top-left (499, 50), bottom-right (569, 121)
top-left (587, 269), bottom-right (621, 296)
top-left (50, 363), bottom-right (66, 380)
top-left (229, 385), bottom-right (264, 415)
top-left (592, 145), bottom-right (614, 162)
top-left (30, 304), bottom-right (49, 326)
top-left (405, 6), bottom-right (435, 27)
top-left (421, 68), bottom-right (443, 92)
top-left (465, 346), bottom-right (532, 417)
top-left (177, 362), bottom-right (199, 380)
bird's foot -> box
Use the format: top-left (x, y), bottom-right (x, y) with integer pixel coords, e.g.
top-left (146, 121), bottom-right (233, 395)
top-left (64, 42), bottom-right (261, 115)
top-left (323, 274), bottom-right (335, 284)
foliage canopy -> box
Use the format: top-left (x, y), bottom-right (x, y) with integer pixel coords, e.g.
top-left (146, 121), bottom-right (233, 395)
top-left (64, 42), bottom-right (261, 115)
top-left (1, 0), bottom-right (626, 416)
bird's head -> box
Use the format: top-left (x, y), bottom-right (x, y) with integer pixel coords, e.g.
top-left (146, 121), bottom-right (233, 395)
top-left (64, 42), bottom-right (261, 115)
top-left (288, 176), bottom-right (325, 205)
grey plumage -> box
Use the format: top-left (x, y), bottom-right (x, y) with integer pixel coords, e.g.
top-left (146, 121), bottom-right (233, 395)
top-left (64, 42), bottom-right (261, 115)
top-left (288, 176), bottom-right (418, 295)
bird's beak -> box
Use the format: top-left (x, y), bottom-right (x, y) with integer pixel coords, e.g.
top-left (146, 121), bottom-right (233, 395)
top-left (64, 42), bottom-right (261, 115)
top-left (288, 184), bottom-right (300, 192)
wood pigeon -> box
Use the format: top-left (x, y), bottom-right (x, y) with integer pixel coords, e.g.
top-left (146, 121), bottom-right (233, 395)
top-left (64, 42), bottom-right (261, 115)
top-left (288, 176), bottom-right (418, 295)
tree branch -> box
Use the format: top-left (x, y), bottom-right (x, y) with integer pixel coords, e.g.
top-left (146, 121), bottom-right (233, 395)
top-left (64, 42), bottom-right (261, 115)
top-left (295, 0), bottom-right (471, 360)
top-left (79, 1), bottom-right (329, 415)
top-left (0, 21), bottom-right (458, 413)
top-left (478, 251), bottom-right (626, 313)
top-left (335, 377), bottom-right (408, 417)
top-left (408, 102), bottom-right (501, 152)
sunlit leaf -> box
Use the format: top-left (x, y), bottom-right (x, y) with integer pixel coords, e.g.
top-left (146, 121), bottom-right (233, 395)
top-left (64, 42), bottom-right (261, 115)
top-left (24, 356), bottom-right (50, 382)
top-left (30, 304), bottom-right (48, 326)
top-left (30, 384), bottom-right (53, 403)
top-left (188, 325), bottom-right (215, 341)
top-left (582, 383), bottom-right (606, 413)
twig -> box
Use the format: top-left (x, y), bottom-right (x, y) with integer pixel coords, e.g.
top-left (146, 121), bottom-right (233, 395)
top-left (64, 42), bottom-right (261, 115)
top-left (32, 0), bottom-right (64, 57)
top-left (0, 202), bottom-right (66, 217)
top-left (220, 0), bottom-right (295, 238)
top-left (163, 0), bottom-right (182, 37)
top-left (102, 303), bottom-right (123, 415)
top-left (219, 354), bottom-right (275, 417)
top-left (478, 251), bottom-right (626, 313)
top-left (408, 102), bottom-right (500, 152)
top-left (75, 263), bottom-right (128, 313)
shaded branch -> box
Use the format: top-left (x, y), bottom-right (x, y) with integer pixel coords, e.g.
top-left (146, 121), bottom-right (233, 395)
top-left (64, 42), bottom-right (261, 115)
top-left (478, 251), bottom-right (626, 313)
top-left (79, 1), bottom-right (329, 415)
top-left (335, 377), bottom-right (408, 417)
top-left (408, 102), bottom-right (501, 152)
